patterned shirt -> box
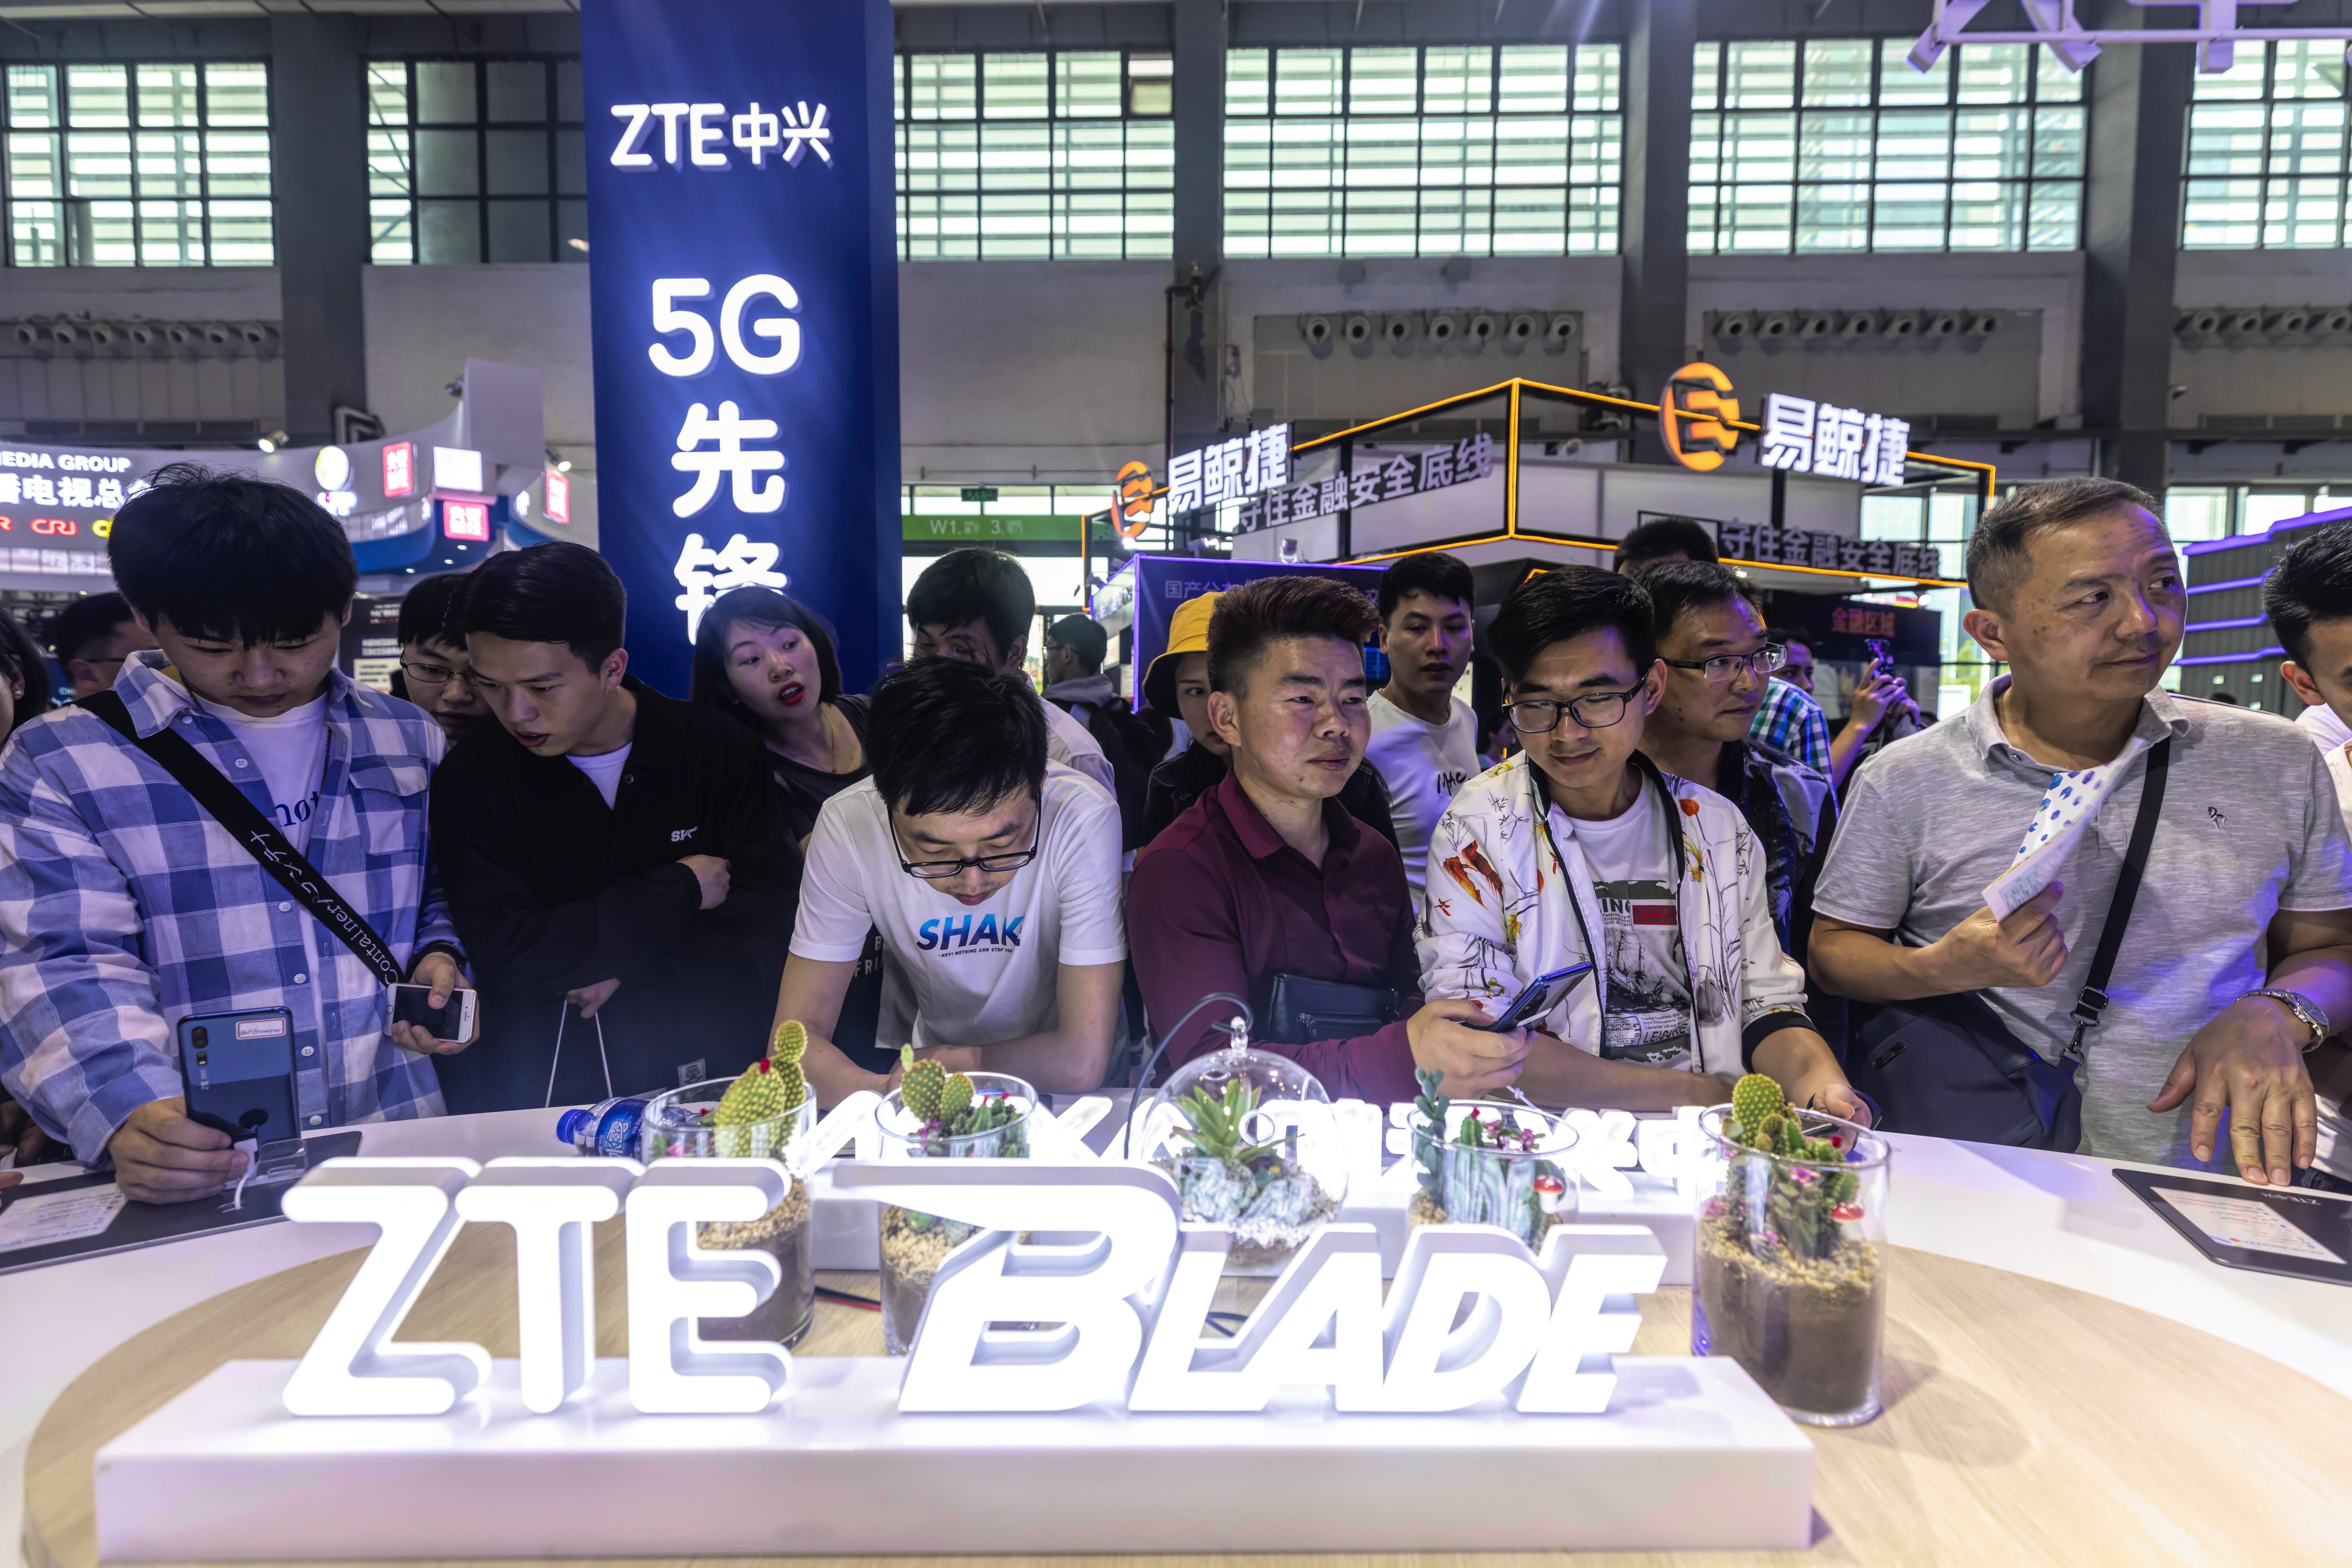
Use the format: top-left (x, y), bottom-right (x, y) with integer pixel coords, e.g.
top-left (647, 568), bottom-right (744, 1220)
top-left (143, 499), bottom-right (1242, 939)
top-left (1749, 677), bottom-right (1833, 775)
top-left (0, 653), bottom-right (457, 1163)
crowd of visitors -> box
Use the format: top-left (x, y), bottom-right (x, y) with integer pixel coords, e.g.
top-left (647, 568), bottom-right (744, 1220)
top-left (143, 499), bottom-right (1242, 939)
top-left (1, 463), bottom-right (2347, 1203)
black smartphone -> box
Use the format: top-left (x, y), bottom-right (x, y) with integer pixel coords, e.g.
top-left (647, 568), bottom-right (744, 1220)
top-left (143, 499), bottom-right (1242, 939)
top-left (1865, 636), bottom-right (1893, 673)
top-left (389, 983), bottom-right (478, 1044)
top-left (1473, 962), bottom-right (1595, 1032)
top-left (176, 1007), bottom-right (297, 1143)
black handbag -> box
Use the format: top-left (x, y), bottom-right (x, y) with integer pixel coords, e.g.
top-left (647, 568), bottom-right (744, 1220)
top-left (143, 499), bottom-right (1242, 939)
top-left (1260, 973), bottom-right (1402, 1045)
top-left (1848, 737), bottom-right (2170, 1152)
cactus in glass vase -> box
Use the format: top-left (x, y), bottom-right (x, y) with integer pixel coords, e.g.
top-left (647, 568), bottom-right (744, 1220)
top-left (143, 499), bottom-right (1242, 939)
top-left (1721, 1073), bottom-right (1862, 1261)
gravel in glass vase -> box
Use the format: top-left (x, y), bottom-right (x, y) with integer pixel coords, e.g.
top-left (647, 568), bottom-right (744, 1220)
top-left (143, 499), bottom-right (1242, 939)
top-left (1405, 1068), bottom-right (1575, 1247)
top-left (1692, 1073), bottom-right (1891, 1427)
top-left (636, 1022), bottom-right (819, 1348)
top-left (874, 1051), bottom-right (1034, 1356)
top-left (1135, 1043), bottom-right (1348, 1275)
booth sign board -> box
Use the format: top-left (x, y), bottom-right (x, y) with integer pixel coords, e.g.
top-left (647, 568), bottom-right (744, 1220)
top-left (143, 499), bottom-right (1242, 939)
top-left (1719, 519), bottom-right (1945, 580)
top-left (1236, 433), bottom-right (1495, 534)
top-left (581, 0), bottom-right (900, 692)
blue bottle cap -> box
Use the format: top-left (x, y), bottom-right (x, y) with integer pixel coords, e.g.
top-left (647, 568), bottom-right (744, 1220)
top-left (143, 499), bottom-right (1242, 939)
top-left (555, 1108), bottom-right (588, 1144)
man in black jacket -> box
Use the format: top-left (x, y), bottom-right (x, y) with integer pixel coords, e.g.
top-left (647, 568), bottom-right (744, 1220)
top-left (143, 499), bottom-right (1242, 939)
top-left (429, 544), bottom-right (800, 1112)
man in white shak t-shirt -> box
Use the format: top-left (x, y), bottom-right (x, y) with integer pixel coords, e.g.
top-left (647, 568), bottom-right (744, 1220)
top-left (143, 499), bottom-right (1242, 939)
top-left (1365, 551), bottom-right (1482, 901)
top-left (2263, 524), bottom-right (2352, 1193)
top-left (906, 546), bottom-right (1116, 798)
top-left (776, 657), bottom-right (1127, 1103)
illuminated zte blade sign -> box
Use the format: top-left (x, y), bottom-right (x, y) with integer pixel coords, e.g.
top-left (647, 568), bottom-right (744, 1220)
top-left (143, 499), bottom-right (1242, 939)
top-left (581, 0), bottom-right (901, 694)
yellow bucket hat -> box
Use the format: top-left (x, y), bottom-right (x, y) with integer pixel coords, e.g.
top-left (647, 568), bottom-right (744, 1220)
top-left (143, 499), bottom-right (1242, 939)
top-left (1142, 590), bottom-right (1222, 715)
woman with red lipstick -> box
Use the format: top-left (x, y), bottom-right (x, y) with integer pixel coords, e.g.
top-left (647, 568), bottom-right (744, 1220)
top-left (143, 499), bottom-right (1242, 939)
top-left (692, 587), bottom-right (870, 846)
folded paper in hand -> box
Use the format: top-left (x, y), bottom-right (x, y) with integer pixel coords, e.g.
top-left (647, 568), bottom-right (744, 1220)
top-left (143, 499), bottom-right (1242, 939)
top-left (1981, 736), bottom-right (2149, 922)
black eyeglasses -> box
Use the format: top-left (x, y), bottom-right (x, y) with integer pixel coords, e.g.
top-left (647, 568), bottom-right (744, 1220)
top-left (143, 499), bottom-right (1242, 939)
top-left (1506, 690), bottom-right (1644, 733)
top-left (894, 818), bottom-right (1043, 881)
top-left (400, 658), bottom-right (461, 688)
top-left (1659, 644), bottom-right (1788, 684)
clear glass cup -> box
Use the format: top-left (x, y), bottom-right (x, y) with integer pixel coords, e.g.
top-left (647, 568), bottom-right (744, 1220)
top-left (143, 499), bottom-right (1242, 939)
top-left (873, 1070), bottom-right (1035, 1356)
top-left (1135, 1045), bottom-right (1349, 1275)
top-left (1405, 1099), bottom-right (1577, 1246)
top-left (637, 1079), bottom-right (818, 1349)
top-left (1691, 1103), bottom-right (1891, 1427)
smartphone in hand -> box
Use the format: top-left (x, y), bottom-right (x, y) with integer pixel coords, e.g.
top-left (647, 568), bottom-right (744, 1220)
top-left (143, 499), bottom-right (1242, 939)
top-left (1472, 963), bottom-right (1595, 1033)
top-left (389, 983), bottom-right (478, 1044)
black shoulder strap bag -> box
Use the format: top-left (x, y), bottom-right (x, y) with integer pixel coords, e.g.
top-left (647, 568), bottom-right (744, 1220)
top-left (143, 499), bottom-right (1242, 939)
top-left (79, 691), bottom-right (410, 988)
top-left (1848, 737), bottom-right (2170, 1152)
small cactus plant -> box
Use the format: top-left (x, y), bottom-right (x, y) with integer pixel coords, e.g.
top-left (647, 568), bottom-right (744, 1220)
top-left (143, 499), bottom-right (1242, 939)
top-left (1408, 1066), bottom-right (1564, 1246)
top-left (896, 1046), bottom-right (1021, 1154)
top-left (1722, 1073), bottom-right (1862, 1261)
top-left (704, 1022), bottom-right (814, 1157)
top-left (900, 1047), bottom-right (948, 1123)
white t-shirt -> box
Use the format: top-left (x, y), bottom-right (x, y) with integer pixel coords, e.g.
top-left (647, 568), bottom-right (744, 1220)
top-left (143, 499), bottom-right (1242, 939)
top-left (1366, 691), bottom-right (1481, 892)
top-left (210, 693), bottom-right (331, 852)
top-left (1040, 694), bottom-right (1118, 798)
top-left (791, 765), bottom-right (1126, 1049)
top-left (1563, 777), bottom-right (1693, 1072)
top-left (567, 743), bottom-right (632, 809)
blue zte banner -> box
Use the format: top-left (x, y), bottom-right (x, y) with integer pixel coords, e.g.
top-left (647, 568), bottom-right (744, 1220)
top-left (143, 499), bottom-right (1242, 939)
top-left (581, 0), bottom-right (900, 694)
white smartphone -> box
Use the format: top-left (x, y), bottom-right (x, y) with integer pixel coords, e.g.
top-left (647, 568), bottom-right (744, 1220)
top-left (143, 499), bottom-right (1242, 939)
top-left (388, 983), bottom-right (477, 1043)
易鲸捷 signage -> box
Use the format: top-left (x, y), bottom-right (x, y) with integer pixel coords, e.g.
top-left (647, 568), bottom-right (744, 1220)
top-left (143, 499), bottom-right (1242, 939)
top-left (1718, 519), bottom-right (1947, 581)
top-left (582, 0), bottom-right (900, 691)
top-left (86, 1097), bottom-right (1815, 1556)
top-left (1759, 393), bottom-right (1911, 486)
top-left (1163, 424), bottom-right (1498, 535)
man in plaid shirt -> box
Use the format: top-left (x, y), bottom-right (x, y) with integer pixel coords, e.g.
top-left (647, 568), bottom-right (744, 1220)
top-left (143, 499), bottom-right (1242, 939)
top-left (1748, 674), bottom-right (1834, 776)
top-left (0, 466), bottom-right (467, 1203)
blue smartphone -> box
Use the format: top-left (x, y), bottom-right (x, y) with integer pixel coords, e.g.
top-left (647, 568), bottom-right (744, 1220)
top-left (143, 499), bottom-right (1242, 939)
top-left (176, 1007), bottom-right (297, 1144)
top-left (1474, 962), bottom-right (1595, 1032)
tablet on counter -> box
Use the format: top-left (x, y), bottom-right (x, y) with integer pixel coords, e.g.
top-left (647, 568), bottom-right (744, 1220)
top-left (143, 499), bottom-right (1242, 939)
top-left (2114, 1167), bottom-right (2352, 1287)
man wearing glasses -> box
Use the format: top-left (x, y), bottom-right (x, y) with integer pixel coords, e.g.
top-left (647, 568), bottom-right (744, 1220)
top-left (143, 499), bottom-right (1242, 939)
top-left (1420, 566), bottom-right (1863, 1118)
top-left (1636, 563), bottom-right (1836, 972)
top-left (49, 591), bottom-right (159, 699)
top-left (391, 572), bottom-right (488, 743)
top-left (776, 658), bottom-right (1125, 1104)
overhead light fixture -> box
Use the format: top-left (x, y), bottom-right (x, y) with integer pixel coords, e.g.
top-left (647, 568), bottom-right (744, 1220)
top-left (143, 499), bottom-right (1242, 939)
top-left (556, 459), bottom-right (573, 472)
top-left (257, 430), bottom-right (289, 454)
top-left (567, 238), bottom-right (589, 253)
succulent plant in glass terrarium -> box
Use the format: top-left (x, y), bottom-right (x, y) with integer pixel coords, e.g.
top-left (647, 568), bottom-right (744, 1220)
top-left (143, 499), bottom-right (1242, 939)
top-left (1139, 1042), bottom-right (1346, 1274)
top-left (1406, 1068), bottom-right (1573, 1247)
top-left (636, 1020), bottom-right (818, 1346)
top-left (875, 1049), bottom-right (1035, 1353)
top-left (1693, 1073), bottom-right (1891, 1426)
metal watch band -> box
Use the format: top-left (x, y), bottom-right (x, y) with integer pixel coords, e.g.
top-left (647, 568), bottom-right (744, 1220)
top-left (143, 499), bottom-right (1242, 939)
top-left (2246, 988), bottom-right (2331, 1053)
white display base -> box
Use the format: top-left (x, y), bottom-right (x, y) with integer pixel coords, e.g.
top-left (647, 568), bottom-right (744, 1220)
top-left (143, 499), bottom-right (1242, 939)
top-left (807, 1169), bottom-right (1700, 1284)
top-left (95, 1359), bottom-right (1813, 1559)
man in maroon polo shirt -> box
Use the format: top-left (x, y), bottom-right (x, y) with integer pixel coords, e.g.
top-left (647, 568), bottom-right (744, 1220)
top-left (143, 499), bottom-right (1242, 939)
top-left (1127, 575), bottom-right (1531, 1103)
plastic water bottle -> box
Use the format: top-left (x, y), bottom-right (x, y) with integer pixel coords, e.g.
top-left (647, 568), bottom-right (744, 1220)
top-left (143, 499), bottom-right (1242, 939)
top-left (556, 1094), bottom-right (650, 1158)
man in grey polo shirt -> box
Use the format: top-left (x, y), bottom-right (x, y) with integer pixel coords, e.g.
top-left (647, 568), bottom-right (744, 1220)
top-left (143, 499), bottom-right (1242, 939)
top-left (1812, 478), bottom-right (2352, 1183)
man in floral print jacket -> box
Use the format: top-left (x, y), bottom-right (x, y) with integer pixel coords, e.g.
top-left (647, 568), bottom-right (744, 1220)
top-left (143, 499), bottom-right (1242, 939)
top-left (1418, 565), bottom-right (1865, 1118)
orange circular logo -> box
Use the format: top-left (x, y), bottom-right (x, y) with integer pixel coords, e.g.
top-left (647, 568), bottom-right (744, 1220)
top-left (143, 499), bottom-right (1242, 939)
top-left (1113, 461), bottom-right (1155, 539)
top-left (1660, 363), bottom-right (1741, 473)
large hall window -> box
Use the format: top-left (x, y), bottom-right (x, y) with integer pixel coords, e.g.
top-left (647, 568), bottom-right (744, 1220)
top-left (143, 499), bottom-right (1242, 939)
top-left (1689, 39), bottom-right (2083, 254)
top-left (2182, 41), bottom-right (2349, 248)
top-left (1222, 44), bottom-right (1621, 258)
top-left (896, 50), bottom-right (1174, 260)
top-left (3, 61), bottom-right (271, 267)
top-left (368, 57), bottom-right (586, 264)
